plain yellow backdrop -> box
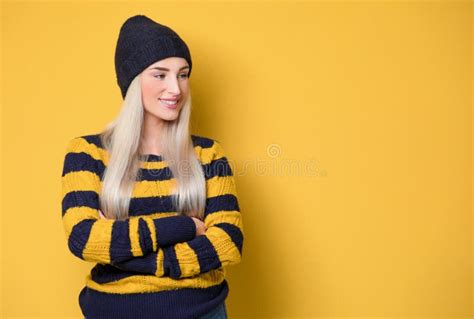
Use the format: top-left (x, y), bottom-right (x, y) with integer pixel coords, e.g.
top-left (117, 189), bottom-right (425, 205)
top-left (1, 1), bottom-right (472, 318)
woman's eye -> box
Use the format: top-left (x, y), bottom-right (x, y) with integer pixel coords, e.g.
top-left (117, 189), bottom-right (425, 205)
top-left (154, 74), bottom-right (188, 79)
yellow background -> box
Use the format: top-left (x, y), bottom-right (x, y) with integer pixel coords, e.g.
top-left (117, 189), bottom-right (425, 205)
top-left (1, 1), bottom-right (472, 318)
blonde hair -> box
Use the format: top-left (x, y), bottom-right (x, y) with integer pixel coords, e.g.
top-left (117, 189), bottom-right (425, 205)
top-left (98, 73), bottom-right (206, 220)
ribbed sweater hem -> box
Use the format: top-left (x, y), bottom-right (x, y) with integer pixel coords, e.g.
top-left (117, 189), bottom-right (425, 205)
top-left (79, 279), bottom-right (229, 319)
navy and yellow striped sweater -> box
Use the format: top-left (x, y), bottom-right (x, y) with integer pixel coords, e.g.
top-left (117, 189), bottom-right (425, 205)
top-left (61, 133), bottom-right (244, 319)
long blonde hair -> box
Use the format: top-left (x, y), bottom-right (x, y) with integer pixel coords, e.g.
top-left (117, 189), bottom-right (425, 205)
top-left (98, 73), bottom-right (206, 220)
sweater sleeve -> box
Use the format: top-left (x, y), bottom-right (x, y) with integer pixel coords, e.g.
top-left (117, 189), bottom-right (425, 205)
top-left (110, 140), bottom-right (244, 279)
top-left (61, 136), bottom-right (197, 265)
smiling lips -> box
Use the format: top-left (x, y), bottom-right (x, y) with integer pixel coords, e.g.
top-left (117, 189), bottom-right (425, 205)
top-left (159, 98), bottom-right (179, 109)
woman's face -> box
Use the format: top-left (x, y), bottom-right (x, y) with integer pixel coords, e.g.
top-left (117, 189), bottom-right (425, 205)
top-left (140, 57), bottom-right (190, 122)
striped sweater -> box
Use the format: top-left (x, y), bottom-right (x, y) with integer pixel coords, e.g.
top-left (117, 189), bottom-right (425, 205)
top-left (61, 133), bottom-right (244, 319)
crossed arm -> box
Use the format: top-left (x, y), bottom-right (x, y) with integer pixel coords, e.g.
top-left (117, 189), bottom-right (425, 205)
top-left (61, 136), bottom-right (244, 278)
top-left (107, 185), bottom-right (243, 279)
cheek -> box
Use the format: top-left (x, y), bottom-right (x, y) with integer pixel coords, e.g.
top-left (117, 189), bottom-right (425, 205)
top-left (142, 81), bottom-right (156, 98)
top-left (140, 79), bottom-right (160, 111)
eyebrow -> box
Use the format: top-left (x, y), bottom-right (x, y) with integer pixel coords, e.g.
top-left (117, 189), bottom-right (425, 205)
top-left (149, 66), bottom-right (190, 71)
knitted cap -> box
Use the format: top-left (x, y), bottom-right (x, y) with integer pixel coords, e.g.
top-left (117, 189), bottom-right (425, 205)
top-left (114, 15), bottom-right (192, 98)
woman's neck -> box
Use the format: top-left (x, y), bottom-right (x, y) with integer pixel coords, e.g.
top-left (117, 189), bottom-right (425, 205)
top-left (140, 116), bottom-right (165, 155)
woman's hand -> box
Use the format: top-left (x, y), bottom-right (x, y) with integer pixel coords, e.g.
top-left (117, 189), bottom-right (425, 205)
top-left (191, 217), bottom-right (207, 236)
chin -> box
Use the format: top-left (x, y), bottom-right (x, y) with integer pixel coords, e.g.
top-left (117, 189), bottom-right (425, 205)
top-left (163, 116), bottom-right (179, 122)
top-left (156, 113), bottom-right (180, 122)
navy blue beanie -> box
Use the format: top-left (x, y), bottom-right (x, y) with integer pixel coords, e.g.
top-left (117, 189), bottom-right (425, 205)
top-left (114, 15), bottom-right (192, 99)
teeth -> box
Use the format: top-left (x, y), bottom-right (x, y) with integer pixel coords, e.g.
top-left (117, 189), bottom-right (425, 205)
top-left (160, 99), bottom-right (178, 105)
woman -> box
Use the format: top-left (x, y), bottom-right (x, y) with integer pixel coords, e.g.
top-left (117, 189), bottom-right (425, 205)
top-left (61, 14), bottom-right (244, 319)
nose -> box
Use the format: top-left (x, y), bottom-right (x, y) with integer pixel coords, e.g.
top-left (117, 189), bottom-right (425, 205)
top-left (166, 77), bottom-right (181, 95)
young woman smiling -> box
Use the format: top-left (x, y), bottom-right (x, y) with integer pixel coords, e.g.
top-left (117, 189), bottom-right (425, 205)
top-left (61, 14), bottom-right (243, 319)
